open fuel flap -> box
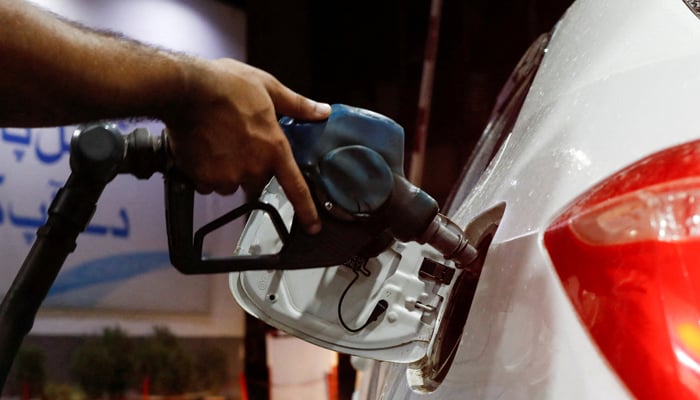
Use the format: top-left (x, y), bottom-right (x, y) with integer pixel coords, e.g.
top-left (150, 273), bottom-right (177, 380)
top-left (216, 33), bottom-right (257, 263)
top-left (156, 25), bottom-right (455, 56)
top-left (229, 178), bottom-right (505, 390)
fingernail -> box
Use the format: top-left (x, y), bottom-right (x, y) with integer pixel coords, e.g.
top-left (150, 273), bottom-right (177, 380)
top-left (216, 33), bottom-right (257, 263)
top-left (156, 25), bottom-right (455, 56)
top-left (315, 102), bottom-right (332, 116)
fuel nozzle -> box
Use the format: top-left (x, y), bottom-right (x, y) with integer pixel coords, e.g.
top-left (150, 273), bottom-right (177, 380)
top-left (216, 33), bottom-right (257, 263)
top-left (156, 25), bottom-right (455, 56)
top-left (163, 104), bottom-right (481, 274)
top-left (418, 213), bottom-right (478, 269)
top-left (385, 175), bottom-right (478, 270)
top-left (281, 104), bottom-right (479, 270)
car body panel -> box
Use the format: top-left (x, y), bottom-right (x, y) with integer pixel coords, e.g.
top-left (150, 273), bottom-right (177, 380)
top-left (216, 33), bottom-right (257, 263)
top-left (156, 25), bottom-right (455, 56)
top-left (230, 0), bottom-right (700, 398)
top-left (361, 0), bottom-right (700, 398)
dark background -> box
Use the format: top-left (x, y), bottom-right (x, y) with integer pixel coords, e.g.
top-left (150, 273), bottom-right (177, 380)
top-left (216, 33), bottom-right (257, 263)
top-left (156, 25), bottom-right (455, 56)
top-left (245, 0), bottom-right (573, 204)
top-left (241, 1), bottom-right (573, 399)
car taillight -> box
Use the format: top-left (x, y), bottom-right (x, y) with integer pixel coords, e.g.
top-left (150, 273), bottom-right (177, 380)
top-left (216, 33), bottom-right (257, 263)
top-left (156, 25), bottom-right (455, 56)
top-left (544, 139), bottom-right (700, 400)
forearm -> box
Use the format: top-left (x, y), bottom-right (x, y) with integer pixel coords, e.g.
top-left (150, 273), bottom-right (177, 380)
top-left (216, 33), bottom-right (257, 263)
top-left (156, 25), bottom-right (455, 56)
top-left (0, 0), bottom-right (329, 231)
top-left (0, 0), bottom-right (193, 127)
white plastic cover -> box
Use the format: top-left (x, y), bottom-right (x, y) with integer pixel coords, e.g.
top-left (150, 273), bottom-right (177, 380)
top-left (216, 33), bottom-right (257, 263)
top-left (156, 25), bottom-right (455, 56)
top-left (229, 179), bottom-right (455, 363)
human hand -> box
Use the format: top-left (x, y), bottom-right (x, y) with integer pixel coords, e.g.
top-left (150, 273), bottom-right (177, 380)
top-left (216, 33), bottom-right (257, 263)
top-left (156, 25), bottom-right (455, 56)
top-left (163, 58), bottom-right (331, 234)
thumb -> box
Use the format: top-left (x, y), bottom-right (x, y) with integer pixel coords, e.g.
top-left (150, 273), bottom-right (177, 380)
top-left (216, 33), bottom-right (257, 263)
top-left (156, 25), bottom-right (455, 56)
top-left (266, 79), bottom-right (331, 120)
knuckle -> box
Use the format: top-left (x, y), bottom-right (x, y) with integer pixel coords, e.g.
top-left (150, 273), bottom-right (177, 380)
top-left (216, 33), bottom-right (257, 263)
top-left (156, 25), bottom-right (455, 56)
top-left (215, 184), bottom-right (239, 195)
top-left (193, 164), bottom-right (242, 193)
top-left (246, 162), bottom-right (268, 177)
top-left (269, 134), bottom-right (289, 152)
top-left (196, 186), bottom-right (214, 195)
top-left (191, 165), bottom-right (211, 184)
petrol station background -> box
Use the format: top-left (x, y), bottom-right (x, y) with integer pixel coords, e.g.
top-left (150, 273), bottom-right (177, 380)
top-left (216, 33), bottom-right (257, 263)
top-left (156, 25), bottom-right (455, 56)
top-left (0, 0), bottom-right (572, 398)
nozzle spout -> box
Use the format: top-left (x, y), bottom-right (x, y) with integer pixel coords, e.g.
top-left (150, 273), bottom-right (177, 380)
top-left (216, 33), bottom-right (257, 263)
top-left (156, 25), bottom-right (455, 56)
top-left (418, 213), bottom-right (478, 269)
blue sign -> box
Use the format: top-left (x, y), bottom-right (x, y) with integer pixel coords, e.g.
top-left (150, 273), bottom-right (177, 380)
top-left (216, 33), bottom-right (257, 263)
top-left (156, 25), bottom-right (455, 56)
top-left (0, 123), bottom-right (223, 313)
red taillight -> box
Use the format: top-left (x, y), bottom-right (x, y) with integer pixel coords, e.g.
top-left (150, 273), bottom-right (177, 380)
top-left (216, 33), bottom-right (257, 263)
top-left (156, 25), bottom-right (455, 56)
top-left (544, 139), bottom-right (700, 400)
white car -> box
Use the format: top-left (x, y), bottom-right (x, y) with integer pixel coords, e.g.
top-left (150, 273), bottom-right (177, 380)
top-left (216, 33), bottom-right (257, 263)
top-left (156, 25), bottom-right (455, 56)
top-left (230, 0), bottom-right (700, 398)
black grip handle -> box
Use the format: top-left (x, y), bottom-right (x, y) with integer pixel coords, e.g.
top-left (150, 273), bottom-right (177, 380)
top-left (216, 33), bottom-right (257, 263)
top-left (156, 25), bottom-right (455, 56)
top-left (162, 104), bottom-right (442, 273)
top-left (164, 169), bottom-right (281, 273)
top-left (163, 168), bottom-right (392, 273)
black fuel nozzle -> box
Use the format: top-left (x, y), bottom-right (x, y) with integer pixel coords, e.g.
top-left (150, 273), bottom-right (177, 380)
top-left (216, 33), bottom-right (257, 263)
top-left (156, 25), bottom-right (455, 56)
top-left (283, 104), bottom-right (479, 269)
top-left (161, 104), bottom-right (479, 274)
top-left (417, 213), bottom-right (479, 269)
top-left (384, 175), bottom-right (478, 269)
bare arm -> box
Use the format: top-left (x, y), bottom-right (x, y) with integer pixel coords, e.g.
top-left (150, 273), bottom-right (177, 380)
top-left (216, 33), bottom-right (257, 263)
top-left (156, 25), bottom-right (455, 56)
top-left (0, 0), bottom-right (188, 125)
top-left (0, 0), bottom-right (329, 233)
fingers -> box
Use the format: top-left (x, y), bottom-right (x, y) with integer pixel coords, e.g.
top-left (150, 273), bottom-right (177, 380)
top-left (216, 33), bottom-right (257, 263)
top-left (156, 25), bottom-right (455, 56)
top-left (168, 60), bottom-right (325, 235)
top-left (265, 77), bottom-right (331, 121)
top-left (192, 172), bottom-right (239, 195)
top-left (273, 136), bottom-right (322, 235)
top-left (195, 183), bottom-right (214, 195)
top-left (262, 74), bottom-right (326, 233)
